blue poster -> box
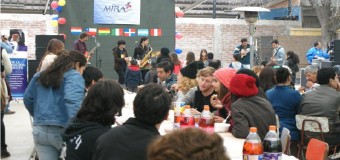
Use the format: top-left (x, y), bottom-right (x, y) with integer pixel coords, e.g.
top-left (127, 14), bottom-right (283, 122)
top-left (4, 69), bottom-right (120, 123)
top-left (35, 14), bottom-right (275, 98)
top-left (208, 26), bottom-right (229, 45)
top-left (8, 52), bottom-right (28, 98)
top-left (94, 0), bottom-right (141, 24)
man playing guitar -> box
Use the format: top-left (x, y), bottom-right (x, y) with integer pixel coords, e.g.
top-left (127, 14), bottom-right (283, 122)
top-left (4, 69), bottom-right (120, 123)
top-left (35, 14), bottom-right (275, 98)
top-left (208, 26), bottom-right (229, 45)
top-left (73, 32), bottom-right (90, 57)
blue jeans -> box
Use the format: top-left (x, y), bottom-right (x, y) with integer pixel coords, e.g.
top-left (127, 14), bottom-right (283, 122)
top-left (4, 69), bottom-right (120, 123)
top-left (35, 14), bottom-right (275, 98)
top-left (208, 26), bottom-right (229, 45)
top-left (32, 125), bottom-right (64, 160)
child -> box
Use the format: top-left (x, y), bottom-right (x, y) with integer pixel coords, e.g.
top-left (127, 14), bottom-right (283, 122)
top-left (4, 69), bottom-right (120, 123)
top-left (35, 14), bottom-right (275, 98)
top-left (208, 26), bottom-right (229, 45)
top-left (125, 59), bottom-right (142, 92)
top-left (144, 60), bottom-right (158, 84)
top-left (229, 54), bottom-right (243, 71)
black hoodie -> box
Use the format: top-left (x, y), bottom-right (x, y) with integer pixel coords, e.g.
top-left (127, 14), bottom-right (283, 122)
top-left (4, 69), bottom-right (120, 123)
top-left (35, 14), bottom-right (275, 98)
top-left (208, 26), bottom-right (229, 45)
top-left (62, 121), bottom-right (110, 160)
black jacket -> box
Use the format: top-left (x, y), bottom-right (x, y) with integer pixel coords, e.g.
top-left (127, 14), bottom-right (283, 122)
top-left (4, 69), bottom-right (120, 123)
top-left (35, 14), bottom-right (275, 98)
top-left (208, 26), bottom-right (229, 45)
top-left (62, 121), bottom-right (110, 160)
top-left (93, 118), bottom-right (160, 160)
top-left (113, 47), bottom-right (128, 70)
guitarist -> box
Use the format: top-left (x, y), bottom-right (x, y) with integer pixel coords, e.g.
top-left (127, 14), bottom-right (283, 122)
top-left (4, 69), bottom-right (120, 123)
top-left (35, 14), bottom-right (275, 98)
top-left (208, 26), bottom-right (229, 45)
top-left (113, 40), bottom-right (129, 85)
top-left (73, 32), bottom-right (89, 56)
top-left (133, 37), bottom-right (151, 80)
top-left (233, 38), bottom-right (250, 69)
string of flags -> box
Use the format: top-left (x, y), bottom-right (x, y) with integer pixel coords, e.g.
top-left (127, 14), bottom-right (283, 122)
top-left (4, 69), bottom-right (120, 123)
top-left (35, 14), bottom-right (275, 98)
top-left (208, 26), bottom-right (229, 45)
top-left (70, 27), bottom-right (162, 37)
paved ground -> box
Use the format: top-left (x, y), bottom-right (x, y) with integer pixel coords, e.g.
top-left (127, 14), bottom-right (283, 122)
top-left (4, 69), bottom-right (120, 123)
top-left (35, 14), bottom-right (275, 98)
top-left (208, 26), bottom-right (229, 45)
top-left (2, 100), bottom-right (34, 160)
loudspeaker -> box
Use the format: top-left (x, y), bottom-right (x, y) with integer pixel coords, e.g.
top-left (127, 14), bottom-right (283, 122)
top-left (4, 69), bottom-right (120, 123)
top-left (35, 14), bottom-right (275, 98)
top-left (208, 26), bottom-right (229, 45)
top-left (321, 61), bottom-right (340, 68)
top-left (35, 35), bottom-right (64, 60)
top-left (35, 47), bottom-right (46, 60)
top-left (28, 60), bottom-right (40, 82)
top-left (35, 35), bottom-right (64, 48)
top-left (334, 40), bottom-right (340, 63)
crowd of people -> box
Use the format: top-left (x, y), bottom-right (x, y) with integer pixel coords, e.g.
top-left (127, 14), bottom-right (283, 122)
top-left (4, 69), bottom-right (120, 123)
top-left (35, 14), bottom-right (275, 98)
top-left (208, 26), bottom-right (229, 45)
top-left (1, 32), bottom-right (340, 159)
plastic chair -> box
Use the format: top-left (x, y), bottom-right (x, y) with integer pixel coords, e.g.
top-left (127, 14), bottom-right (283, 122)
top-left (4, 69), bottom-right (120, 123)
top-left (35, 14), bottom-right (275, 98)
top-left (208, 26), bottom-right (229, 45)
top-left (296, 115), bottom-right (338, 159)
top-left (280, 127), bottom-right (291, 155)
top-left (306, 138), bottom-right (329, 160)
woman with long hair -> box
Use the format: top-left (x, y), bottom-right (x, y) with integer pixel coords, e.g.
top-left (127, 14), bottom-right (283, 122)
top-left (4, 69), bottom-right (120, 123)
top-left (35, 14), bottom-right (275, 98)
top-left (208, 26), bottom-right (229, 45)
top-left (259, 66), bottom-right (277, 92)
top-left (199, 49), bottom-right (209, 67)
top-left (185, 51), bottom-right (195, 66)
top-left (170, 52), bottom-right (182, 75)
top-left (285, 51), bottom-right (300, 84)
top-left (37, 38), bottom-right (64, 71)
top-left (24, 50), bottom-right (86, 159)
top-left (62, 80), bottom-right (125, 160)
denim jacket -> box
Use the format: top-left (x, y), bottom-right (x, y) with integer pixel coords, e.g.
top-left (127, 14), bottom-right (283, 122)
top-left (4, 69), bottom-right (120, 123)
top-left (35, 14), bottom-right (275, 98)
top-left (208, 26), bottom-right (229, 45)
top-left (24, 69), bottom-right (85, 128)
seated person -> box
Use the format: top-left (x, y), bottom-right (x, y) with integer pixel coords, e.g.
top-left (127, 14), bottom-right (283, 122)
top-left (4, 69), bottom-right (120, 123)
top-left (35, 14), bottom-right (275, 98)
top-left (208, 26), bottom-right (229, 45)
top-left (62, 80), bottom-right (124, 160)
top-left (299, 65), bottom-right (319, 93)
top-left (147, 128), bottom-right (230, 160)
top-left (156, 60), bottom-right (177, 91)
top-left (92, 84), bottom-right (171, 160)
top-left (266, 67), bottom-right (302, 142)
top-left (306, 41), bottom-right (329, 64)
top-left (173, 61), bottom-right (198, 102)
top-left (177, 67), bottom-right (216, 113)
top-left (230, 74), bottom-right (276, 139)
top-left (125, 59), bottom-right (142, 92)
top-left (299, 68), bottom-right (340, 146)
top-left (82, 66), bottom-right (103, 94)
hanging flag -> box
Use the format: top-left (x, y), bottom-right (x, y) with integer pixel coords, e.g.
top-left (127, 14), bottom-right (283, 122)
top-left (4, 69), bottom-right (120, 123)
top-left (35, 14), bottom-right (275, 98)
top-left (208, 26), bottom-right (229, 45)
top-left (150, 28), bottom-right (162, 36)
top-left (137, 29), bottom-right (149, 36)
top-left (84, 28), bottom-right (97, 36)
top-left (123, 28), bottom-right (136, 37)
top-left (70, 27), bottom-right (82, 35)
top-left (98, 28), bottom-right (110, 35)
top-left (112, 28), bottom-right (124, 36)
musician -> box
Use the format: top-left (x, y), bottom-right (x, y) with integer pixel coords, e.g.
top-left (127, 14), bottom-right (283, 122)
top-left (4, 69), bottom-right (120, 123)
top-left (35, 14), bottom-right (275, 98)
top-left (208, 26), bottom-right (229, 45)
top-left (233, 38), bottom-right (250, 69)
top-left (271, 39), bottom-right (285, 66)
top-left (113, 40), bottom-right (128, 85)
top-left (73, 32), bottom-right (89, 55)
top-left (133, 37), bottom-right (151, 80)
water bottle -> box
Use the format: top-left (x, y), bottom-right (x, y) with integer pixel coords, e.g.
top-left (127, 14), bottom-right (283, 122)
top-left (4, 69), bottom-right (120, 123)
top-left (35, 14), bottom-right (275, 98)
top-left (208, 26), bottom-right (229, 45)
top-left (243, 127), bottom-right (263, 160)
top-left (199, 105), bottom-right (214, 132)
top-left (263, 125), bottom-right (282, 160)
top-left (180, 105), bottom-right (194, 128)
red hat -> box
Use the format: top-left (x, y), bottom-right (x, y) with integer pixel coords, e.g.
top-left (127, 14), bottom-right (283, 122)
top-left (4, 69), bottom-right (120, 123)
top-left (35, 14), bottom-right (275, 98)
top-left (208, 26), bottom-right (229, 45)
top-left (213, 68), bottom-right (236, 88)
top-left (230, 74), bottom-right (258, 97)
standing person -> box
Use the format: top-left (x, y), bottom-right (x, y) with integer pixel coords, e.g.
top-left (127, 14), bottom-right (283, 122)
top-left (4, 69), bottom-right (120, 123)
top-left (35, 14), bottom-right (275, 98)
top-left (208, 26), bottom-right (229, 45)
top-left (185, 51), bottom-right (196, 67)
top-left (285, 51), bottom-right (300, 85)
top-left (73, 32), bottom-right (89, 55)
top-left (37, 38), bottom-right (65, 71)
top-left (306, 41), bottom-right (330, 64)
top-left (23, 50), bottom-right (86, 160)
top-left (93, 84), bottom-right (171, 160)
top-left (134, 37), bottom-right (151, 80)
top-left (170, 52), bottom-right (182, 75)
top-left (125, 59), bottom-right (143, 92)
top-left (62, 80), bottom-right (125, 160)
top-left (234, 38), bottom-right (250, 69)
top-left (1, 38), bottom-right (13, 158)
top-left (266, 67), bottom-right (302, 142)
top-left (112, 40), bottom-right (128, 85)
top-left (199, 49), bottom-right (209, 67)
top-left (271, 39), bottom-right (285, 66)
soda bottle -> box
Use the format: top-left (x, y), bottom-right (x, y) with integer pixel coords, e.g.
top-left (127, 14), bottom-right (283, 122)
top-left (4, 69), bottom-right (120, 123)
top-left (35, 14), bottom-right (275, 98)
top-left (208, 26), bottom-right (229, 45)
top-left (180, 105), bottom-right (194, 128)
top-left (199, 105), bottom-right (214, 132)
top-left (263, 125), bottom-right (282, 160)
top-left (173, 105), bottom-right (181, 129)
top-left (243, 127), bottom-right (263, 160)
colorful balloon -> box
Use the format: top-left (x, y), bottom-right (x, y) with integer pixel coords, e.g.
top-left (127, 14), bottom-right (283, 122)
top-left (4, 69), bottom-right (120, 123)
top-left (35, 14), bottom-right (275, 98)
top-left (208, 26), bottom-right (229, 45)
top-left (56, 6), bottom-right (63, 12)
top-left (58, 17), bottom-right (66, 24)
top-left (175, 32), bottom-right (183, 39)
top-left (175, 48), bottom-right (182, 54)
top-left (51, 20), bottom-right (58, 27)
top-left (58, 0), bottom-right (66, 6)
top-left (176, 11), bottom-right (184, 18)
top-left (175, 7), bottom-right (180, 12)
top-left (51, 1), bottom-right (58, 9)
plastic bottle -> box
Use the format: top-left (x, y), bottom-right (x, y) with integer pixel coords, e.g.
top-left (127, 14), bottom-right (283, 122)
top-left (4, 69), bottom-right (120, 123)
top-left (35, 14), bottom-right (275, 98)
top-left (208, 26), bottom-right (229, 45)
top-left (263, 125), bottom-right (282, 160)
top-left (180, 105), bottom-right (194, 128)
top-left (199, 105), bottom-right (214, 132)
top-left (173, 106), bottom-right (181, 129)
top-left (243, 127), bottom-right (263, 160)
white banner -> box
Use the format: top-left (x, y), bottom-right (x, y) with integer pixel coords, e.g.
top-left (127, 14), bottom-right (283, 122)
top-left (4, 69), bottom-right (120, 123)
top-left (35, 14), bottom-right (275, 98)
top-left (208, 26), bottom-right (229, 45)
top-left (94, 0), bottom-right (141, 25)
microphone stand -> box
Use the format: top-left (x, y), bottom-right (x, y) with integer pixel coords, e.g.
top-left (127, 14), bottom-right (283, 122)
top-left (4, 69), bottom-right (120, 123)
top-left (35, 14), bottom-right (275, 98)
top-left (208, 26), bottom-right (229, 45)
top-left (93, 36), bottom-right (101, 68)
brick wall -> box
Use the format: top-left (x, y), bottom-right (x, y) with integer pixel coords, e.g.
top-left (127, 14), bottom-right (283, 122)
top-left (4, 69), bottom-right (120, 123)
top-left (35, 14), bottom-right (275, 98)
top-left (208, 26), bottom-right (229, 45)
top-left (175, 18), bottom-right (301, 66)
top-left (0, 14), bottom-right (58, 59)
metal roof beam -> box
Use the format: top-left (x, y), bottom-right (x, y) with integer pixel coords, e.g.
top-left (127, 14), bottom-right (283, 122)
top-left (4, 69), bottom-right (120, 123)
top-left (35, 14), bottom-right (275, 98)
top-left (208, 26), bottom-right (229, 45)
top-left (182, 0), bottom-right (207, 13)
